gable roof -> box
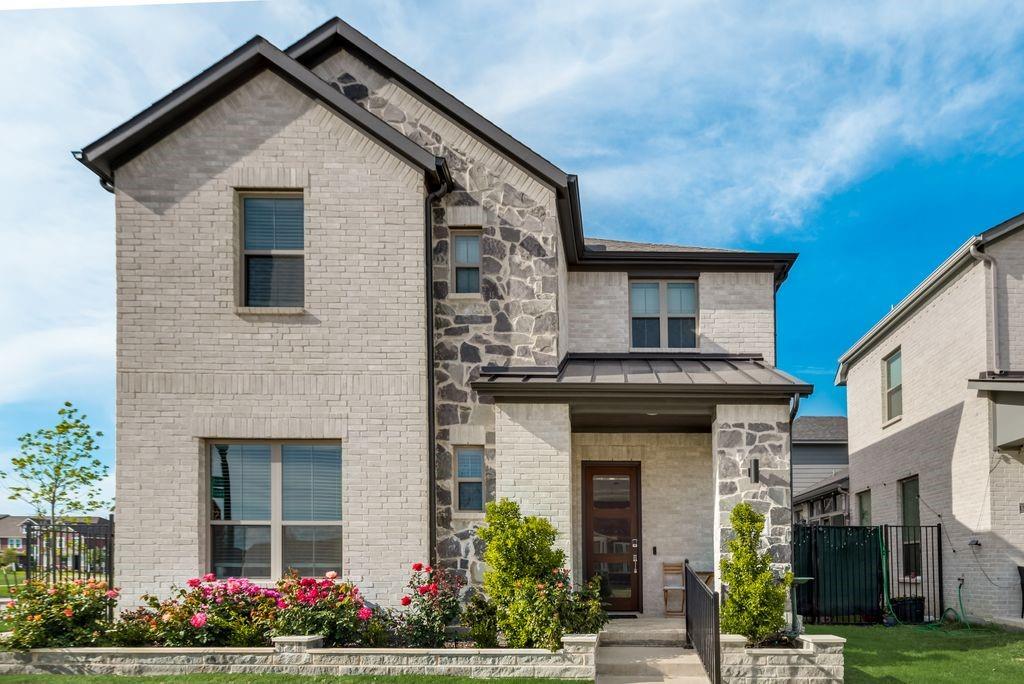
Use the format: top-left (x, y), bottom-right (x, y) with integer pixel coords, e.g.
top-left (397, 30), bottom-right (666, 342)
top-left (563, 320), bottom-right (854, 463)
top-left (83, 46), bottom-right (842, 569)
top-left (792, 415), bottom-right (847, 443)
top-left (286, 18), bottom-right (798, 285)
top-left (75, 36), bottom-right (451, 190)
top-left (836, 210), bottom-right (1024, 385)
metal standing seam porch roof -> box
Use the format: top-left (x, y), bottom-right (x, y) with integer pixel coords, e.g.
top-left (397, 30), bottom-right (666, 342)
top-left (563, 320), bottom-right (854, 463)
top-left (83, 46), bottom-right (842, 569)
top-left (471, 353), bottom-right (813, 401)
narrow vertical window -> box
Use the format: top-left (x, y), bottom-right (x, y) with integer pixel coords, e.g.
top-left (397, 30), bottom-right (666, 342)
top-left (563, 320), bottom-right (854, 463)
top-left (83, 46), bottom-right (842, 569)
top-left (884, 349), bottom-right (902, 422)
top-left (630, 282), bottom-right (661, 347)
top-left (452, 232), bottom-right (481, 294)
top-left (209, 444), bottom-right (272, 578)
top-left (455, 446), bottom-right (484, 512)
top-left (899, 476), bottom-right (921, 577)
top-left (281, 444), bottom-right (343, 577)
top-left (857, 490), bottom-right (872, 526)
top-left (242, 195), bottom-right (304, 307)
top-left (666, 282), bottom-right (697, 348)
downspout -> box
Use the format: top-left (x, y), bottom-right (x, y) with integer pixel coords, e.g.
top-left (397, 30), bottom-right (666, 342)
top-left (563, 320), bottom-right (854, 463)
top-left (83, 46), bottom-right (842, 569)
top-left (788, 391), bottom-right (800, 549)
top-left (969, 241), bottom-right (1001, 373)
top-left (424, 165), bottom-right (451, 566)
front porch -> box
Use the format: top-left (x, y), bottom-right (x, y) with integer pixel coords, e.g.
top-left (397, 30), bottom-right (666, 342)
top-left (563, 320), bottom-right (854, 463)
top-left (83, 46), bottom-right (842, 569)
top-left (474, 353), bottom-right (809, 617)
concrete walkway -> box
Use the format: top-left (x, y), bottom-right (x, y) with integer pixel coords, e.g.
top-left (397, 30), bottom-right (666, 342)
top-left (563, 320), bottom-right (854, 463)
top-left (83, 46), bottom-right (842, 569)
top-left (597, 617), bottom-right (709, 684)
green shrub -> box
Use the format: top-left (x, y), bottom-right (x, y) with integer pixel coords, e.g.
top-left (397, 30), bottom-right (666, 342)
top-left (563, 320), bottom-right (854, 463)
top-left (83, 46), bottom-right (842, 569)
top-left (105, 607), bottom-right (160, 646)
top-left (463, 593), bottom-right (498, 648)
top-left (476, 499), bottom-right (606, 650)
top-left (719, 502), bottom-right (792, 646)
top-left (1, 579), bottom-right (119, 649)
top-left (395, 563), bottom-right (464, 647)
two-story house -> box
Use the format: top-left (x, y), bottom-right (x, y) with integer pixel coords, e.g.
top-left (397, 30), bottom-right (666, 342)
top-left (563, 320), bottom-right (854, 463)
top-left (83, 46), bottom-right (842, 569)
top-left (76, 17), bottom-right (812, 613)
top-left (837, 212), bottom-right (1024, 626)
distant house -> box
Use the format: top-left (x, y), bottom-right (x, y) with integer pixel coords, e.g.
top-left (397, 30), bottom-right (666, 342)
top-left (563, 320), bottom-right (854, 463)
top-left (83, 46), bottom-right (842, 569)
top-left (791, 417), bottom-right (849, 525)
top-left (0, 515), bottom-right (30, 558)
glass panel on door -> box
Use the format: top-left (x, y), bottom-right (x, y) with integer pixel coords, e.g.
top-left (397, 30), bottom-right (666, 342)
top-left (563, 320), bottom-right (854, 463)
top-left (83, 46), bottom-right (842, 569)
top-left (584, 464), bottom-right (641, 612)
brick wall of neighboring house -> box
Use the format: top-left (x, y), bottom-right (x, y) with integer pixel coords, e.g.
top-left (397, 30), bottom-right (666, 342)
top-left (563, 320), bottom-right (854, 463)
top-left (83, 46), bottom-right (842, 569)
top-left (571, 432), bottom-right (714, 615)
top-left (309, 49), bottom-right (566, 584)
top-left (844, 257), bottom-right (1023, 621)
top-left (114, 70), bottom-right (430, 606)
top-left (566, 270), bottom-right (776, 362)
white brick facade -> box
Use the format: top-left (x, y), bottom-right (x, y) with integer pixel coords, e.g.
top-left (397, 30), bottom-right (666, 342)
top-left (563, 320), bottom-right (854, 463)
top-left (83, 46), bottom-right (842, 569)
top-left (567, 270), bottom-right (776, 361)
top-left (114, 71), bottom-right (430, 606)
top-left (844, 231), bottom-right (1024, 623)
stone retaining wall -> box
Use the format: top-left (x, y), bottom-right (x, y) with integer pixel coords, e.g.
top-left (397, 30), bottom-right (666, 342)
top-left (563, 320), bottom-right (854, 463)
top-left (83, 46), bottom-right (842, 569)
top-left (720, 634), bottom-right (845, 683)
top-left (0, 634), bottom-right (598, 680)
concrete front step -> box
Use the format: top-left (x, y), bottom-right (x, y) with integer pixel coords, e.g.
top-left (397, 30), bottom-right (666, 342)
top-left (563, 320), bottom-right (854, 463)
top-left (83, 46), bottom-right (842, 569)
top-left (600, 617), bottom-right (687, 646)
top-left (597, 646), bottom-right (707, 678)
top-left (597, 676), bottom-right (711, 684)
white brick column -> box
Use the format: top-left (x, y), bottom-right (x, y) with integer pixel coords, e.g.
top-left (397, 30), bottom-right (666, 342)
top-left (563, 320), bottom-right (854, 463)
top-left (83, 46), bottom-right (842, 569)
top-left (494, 402), bottom-right (573, 567)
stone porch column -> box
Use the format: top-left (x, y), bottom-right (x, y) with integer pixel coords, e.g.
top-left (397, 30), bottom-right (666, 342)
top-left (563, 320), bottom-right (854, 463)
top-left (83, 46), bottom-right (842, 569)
top-left (713, 403), bottom-right (792, 588)
top-left (494, 402), bottom-right (574, 568)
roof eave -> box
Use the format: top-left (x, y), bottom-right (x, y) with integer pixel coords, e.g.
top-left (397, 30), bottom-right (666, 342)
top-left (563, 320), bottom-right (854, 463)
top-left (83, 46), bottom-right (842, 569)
top-left (471, 381), bottom-right (813, 401)
top-left (570, 248), bottom-right (798, 287)
top-left (76, 36), bottom-right (449, 190)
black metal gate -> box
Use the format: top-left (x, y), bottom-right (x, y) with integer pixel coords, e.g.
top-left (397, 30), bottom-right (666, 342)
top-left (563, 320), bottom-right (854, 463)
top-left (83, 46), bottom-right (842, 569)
top-left (24, 520), bottom-right (114, 588)
top-left (684, 559), bottom-right (721, 684)
top-left (794, 524), bottom-right (942, 624)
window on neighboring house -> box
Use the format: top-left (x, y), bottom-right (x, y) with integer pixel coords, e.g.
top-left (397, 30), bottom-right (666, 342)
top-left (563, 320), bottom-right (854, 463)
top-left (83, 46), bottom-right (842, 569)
top-left (857, 490), bottom-right (872, 526)
top-left (9, 538), bottom-right (21, 549)
top-left (455, 446), bottom-right (484, 512)
top-left (242, 195), bottom-right (304, 307)
top-left (899, 476), bottom-right (922, 577)
top-left (884, 349), bottom-right (902, 422)
top-left (209, 442), bottom-right (342, 579)
top-left (451, 231), bottom-right (481, 294)
top-left (629, 281), bottom-right (698, 349)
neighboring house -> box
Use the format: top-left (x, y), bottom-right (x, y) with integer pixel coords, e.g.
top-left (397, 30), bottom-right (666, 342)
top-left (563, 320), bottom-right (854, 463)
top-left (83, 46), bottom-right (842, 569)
top-left (0, 515), bottom-right (29, 557)
top-left (75, 16), bottom-right (812, 613)
top-left (791, 416), bottom-right (849, 525)
top-left (837, 212), bottom-right (1024, 626)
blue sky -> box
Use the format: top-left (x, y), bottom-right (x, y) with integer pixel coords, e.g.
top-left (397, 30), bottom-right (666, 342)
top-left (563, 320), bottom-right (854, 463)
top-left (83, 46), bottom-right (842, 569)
top-left (3, 1), bottom-right (1024, 513)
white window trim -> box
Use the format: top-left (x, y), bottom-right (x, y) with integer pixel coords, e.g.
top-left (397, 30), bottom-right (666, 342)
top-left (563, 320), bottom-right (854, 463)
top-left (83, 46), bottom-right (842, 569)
top-left (628, 279), bottom-right (700, 351)
top-left (452, 445), bottom-right (486, 518)
top-left (238, 191), bottom-right (305, 309)
top-left (883, 348), bottom-right (903, 425)
top-left (450, 228), bottom-right (483, 297)
top-left (208, 440), bottom-right (342, 580)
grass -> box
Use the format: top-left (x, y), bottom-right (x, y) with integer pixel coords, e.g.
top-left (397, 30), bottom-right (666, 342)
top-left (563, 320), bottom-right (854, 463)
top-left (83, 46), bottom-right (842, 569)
top-left (0, 572), bottom-right (25, 598)
top-left (805, 623), bottom-right (1024, 683)
top-left (0, 677), bottom-right (578, 683)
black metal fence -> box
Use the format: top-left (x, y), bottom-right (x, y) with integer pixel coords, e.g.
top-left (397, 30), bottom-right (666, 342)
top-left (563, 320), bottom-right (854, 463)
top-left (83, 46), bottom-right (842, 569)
top-left (24, 520), bottom-right (114, 588)
top-left (794, 524), bottom-right (942, 624)
top-left (684, 559), bottom-right (721, 684)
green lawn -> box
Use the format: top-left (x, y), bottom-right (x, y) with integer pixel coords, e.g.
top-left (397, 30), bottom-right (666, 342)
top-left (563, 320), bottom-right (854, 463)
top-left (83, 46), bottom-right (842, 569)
top-left (805, 623), bottom-right (1024, 682)
top-left (0, 677), bottom-right (575, 684)
top-left (0, 572), bottom-right (25, 598)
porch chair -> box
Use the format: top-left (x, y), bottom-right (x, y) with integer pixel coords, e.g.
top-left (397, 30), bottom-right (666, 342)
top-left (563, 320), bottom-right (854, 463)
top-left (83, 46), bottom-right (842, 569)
top-left (662, 562), bottom-right (685, 617)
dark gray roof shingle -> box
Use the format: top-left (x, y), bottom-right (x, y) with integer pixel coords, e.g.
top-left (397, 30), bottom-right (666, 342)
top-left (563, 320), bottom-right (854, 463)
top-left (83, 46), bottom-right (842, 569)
top-left (792, 416), bottom-right (848, 442)
top-left (584, 237), bottom-right (745, 254)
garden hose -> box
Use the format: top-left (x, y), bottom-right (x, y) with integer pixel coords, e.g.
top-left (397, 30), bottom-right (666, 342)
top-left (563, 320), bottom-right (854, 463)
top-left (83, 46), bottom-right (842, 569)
top-left (879, 531), bottom-right (971, 632)
top-left (878, 530), bottom-right (901, 625)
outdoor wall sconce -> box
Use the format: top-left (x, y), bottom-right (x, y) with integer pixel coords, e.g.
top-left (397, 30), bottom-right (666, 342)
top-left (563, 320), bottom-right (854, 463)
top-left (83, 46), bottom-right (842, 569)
top-left (748, 458), bottom-right (760, 483)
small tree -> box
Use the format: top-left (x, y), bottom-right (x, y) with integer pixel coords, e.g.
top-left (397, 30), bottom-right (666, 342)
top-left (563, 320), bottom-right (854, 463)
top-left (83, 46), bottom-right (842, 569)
top-left (1, 402), bottom-right (109, 525)
top-left (719, 502), bottom-right (792, 646)
top-left (477, 499), bottom-right (564, 606)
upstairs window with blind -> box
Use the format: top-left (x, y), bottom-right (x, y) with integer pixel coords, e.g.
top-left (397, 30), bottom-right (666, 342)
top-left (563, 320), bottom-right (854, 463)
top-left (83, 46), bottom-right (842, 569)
top-left (209, 441), bottom-right (341, 579)
top-left (884, 348), bottom-right (903, 423)
top-left (629, 280), bottom-right (698, 349)
top-left (455, 446), bottom-right (485, 512)
top-left (242, 195), bottom-right (304, 307)
top-left (451, 230), bottom-right (481, 294)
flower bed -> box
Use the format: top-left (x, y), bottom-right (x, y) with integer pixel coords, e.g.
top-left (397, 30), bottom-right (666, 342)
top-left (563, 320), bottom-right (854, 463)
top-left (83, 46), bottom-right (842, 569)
top-left (720, 633), bottom-right (845, 683)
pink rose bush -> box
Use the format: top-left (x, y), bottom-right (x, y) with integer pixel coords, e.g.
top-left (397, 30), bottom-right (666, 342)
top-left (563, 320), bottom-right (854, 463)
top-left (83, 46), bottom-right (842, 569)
top-left (1, 579), bottom-right (120, 649)
top-left (270, 570), bottom-right (386, 646)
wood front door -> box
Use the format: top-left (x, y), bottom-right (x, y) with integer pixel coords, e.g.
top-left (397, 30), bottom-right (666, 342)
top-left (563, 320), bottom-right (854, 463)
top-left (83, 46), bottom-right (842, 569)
top-left (582, 462), bottom-right (642, 612)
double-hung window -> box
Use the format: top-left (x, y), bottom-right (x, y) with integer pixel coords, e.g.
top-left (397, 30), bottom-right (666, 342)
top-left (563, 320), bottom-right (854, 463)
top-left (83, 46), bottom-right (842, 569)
top-left (209, 442), bottom-right (342, 579)
top-left (242, 195), bottom-right (304, 307)
top-left (451, 231), bottom-right (481, 294)
top-left (884, 349), bottom-right (902, 422)
top-left (630, 281), bottom-right (698, 349)
top-left (455, 446), bottom-right (484, 512)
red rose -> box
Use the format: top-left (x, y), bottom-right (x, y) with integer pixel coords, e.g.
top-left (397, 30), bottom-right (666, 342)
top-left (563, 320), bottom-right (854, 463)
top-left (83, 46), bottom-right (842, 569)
top-left (412, 562), bottom-right (423, 571)
top-left (400, 595), bottom-right (412, 606)
top-left (425, 565), bottom-right (433, 574)
top-left (417, 585), bottom-right (429, 595)
top-left (429, 583), bottom-right (438, 596)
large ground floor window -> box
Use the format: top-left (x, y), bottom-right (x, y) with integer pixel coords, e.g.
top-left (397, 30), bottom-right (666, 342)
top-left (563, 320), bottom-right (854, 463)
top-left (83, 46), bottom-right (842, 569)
top-left (209, 441), bottom-right (342, 579)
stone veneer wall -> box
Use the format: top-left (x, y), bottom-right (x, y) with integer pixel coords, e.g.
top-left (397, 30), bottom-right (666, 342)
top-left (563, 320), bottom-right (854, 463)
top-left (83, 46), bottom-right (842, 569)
top-left (0, 635), bottom-right (599, 680)
top-left (713, 404), bottom-right (792, 579)
top-left (309, 49), bottom-right (564, 587)
top-left (720, 634), bottom-right (845, 683)
top-left (571, 432), bottom-right (714, 615)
